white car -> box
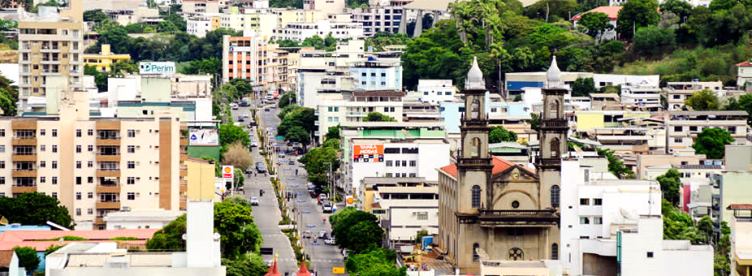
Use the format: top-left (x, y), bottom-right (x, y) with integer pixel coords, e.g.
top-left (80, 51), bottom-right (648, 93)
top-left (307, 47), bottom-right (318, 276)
top-left (250, 197), bottom-right (260, 206)
top-left (230, 103), bottom-right (239, 110)
top-left (324, 237), bottom-right (336, 245)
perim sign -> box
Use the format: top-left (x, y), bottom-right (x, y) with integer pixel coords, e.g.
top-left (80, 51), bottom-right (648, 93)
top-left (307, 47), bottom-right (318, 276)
top-left (139, 61), bottom-right (176, 76)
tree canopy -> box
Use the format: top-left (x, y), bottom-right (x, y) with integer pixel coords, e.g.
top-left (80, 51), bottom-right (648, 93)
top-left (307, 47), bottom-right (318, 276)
top-left (219, 123), bottom-right (250, 150)
top-left (489, 126), bottom-right (518, 143)
top-left (345, 248), bottom-right (404, 276)
top-left (223, 252), bottom-right (267, 276)
top-left (571, 78), bottom-right (596, 97)
top-left (0, 192), bottom-right (72, 228)
top-left (14, 247), bottom-right (39, 273)
top-left (330, 207), bottom-right (384, 253)
top-left (656, 168), bottom-right (681, 205)
top-left (616, 0), bottom-right (661, 39)
top-left (278, 92), bottom-right (297, 108)
top-left (363, 112), bottom-right (396, 122)
top-left (578, 12), bottom-right (612, 38)
top-left (684, 89), bottom-right (720, 111)
top-left (277, 105), bottom-right (316, 145)
top-left (692, 128), bottom-right (733, 159)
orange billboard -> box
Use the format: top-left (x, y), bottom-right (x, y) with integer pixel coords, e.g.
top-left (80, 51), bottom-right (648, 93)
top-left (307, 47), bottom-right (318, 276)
top-left (353, 144), bottom-right (384, 163)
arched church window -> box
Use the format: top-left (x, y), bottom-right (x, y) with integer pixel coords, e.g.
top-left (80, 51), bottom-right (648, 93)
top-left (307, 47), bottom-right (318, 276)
top-left (472, 243), bottom-right (480, 261)
top-left (471, 137), bottom-right (481, 158)
top-left (550, 138), bottom-right (560, 158)
top-left (471, 185), bottom-right (481, 208)
top-left (471, 97), bottom-right (480, 119)
top-left (548, 99), bottom-right (560, 119)
top-left (551, 185), bottom-right (560, 208)
top-left (551, 243), bottom-right (559, 260)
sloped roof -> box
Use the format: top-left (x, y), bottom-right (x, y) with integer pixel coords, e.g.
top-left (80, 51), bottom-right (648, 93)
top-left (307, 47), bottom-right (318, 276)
top-left (439, 156), bottom-right (530, 178)
top-left (572, 6), bottom-right (622, 21)
top-left (0, 229), bottom-right (157, 251)
top-left (737, 61), bottom-right (752, 67)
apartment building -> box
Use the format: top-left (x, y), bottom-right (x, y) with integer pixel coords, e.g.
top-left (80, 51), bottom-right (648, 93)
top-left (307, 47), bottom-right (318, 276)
top-left (575, 110), bottom-right (651, 132)
top-left (591, 127), bottom-right (650, 155)
top-left (348, 57), bottom-right (402, 90)
top-left (221, 34), bottom-right (273, 87)
top-left (18, 2), bottom-right (86, 112)
top-left (303, 0), bottom-right (345, 14)
top-left (104, 7), bottom-right (160, 26)
top-left (218, 8), bottom-right (279, 39)
top-left (273, 20), bottom-right (364, 41)
top-left (416, 79), bottom-right (455, 104)
top-left (0, 89), bottom-right (188, 230)
top-left (665, 111), bottom-right (749, 154)
top-left (82, 44), bottom-right (130, 73)
top-left (589, 93), bottom-right (620, 110)
top-left (560, 160), bottom-right (713, 276)
top-left (664, 81), bottom-right (723, 111)
top-left (316, 90), bottom-right (404, 141)
top-left (730, 204), bottom-right (752, 276)
top-left (182, 0), bottom-right (225, 14)
top-left (620, 84), bottom-right (661, 110)
top-left (350, 6), bottom-right (403, 37)
top-left (361, 177), bottom-right (438, 244)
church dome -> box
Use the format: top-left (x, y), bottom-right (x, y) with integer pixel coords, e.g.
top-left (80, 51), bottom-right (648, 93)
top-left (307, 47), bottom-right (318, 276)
top-left (546, 55), bottom-right (561, 88)
top-left (465, 56), bottom-right (485, 90)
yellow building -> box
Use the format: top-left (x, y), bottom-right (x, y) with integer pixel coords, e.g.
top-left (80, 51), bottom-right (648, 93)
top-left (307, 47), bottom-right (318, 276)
top-left (83, 44), bottom-right (131, 73)
top-left (575, 110), bottom-right (651, 132)
top-left (186, 157), bottom-right (216, 201)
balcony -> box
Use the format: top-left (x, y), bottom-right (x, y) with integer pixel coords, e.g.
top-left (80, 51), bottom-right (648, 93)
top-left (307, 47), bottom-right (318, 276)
top-left (96, 184), bottom-right (120, 194)
top-left (94, 217), bottom-right (105, 225)
top-left (11, 185), bottom-right (36, 193)
top-left (95, 137), bottom-right (120, 146)
top-left (95, 154), bottom-right (120, 162)
top-left (11, 137), bottom-right (36, 146)
top-left (478, 209), bottom-right (559, 227)
top-left (96, 169), bottom-right (120, 178)
top-left (11, 154), bottom-right (36, 162)
top-left (540, 119), bottom-right (568, 130)
top-left (96, 201), bottom-right (120, 210)
top-left (11, 170), bottom-right (36, 178)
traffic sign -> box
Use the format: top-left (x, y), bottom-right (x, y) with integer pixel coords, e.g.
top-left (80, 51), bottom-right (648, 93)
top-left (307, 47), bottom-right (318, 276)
top-left (222, 165), bottom-right (234, 179)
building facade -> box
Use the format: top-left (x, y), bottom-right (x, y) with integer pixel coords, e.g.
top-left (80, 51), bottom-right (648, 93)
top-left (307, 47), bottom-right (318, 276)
top-left (665, 111), bottom-right (749, 154)
top-left (82, 44), bottom-right (130, 73)
top-left (350, 6), bottom-right (403, 37)
top-left (221, 34), bottom-right (273, 86)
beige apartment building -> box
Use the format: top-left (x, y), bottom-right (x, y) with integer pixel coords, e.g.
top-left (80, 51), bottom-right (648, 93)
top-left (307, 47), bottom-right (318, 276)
top-left (665, 111), bottom-right (749, 154)
top-left (222, 34), bottom-right (272, 88)
top-left (18, 0), bottom-right (85, 112)
top-left (664, 81), bottom-right (723, 111)
top-left (0, 89), bottom-right (188, 230)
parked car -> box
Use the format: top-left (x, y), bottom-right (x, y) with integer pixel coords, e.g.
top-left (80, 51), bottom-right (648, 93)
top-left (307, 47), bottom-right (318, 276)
top-left (255, 162), bottom-right (267, 173)
top-left (324, 237), bottom-right (336, 245)
top-left (302, 231), bottom-right (312, 239)
top-left (318, 194), bottom-right (328, 205)
top-left (288, 159), bottom-right (295, 165)
top-left (279, 153), bottom-right (286, 159)
top-left (250, 196), bottom-right (260, 206)
top-left (237, 116), bottom-right (245, 122)
top-left (318, 231), bottom-right (328, 239)
top-left (231, 103), bottom-right (239, 110)
top-left (322, 202), bottom-right (333, 213)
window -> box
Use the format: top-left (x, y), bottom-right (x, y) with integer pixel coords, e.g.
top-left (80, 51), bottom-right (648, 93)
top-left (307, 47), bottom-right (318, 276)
top-left (76, 208), bottom-right (81, 216)
top-left (127, 145), bottom-right (135, 153)
top-left (594, 198), bottom-right (602, 206)
top-left (52, 129), bottom-right (57, 137)
top-left (674, 137), bottom-right (683, 143)
top-left (0, 129), bottom-right (4, 137)
top-left (417, 212), bottom-right (428, 220)
top-left (579, 198), bottom-right (590, 205)
top-left (409, 160), bottom-right (416, 167)
top-left (673, 126), bottom-right (682, 132)
top-left (39, 161), bottom-right (45, 168)
top-left (40, 129), bottom-right (45, 136)
top-left (472, 243), bottom-right (480, 261)
top-left (39, 177), bottom-right (45, 183)
top-left (579, 216), bottom-right (590, 224)
top-left (76, 177), bottom-right (81, 185)
top-left (52, 145), bottom-right (57, 153)
top-left (0, 177), bottom-right (4, 184)
top-left (647, 252), bottom-right (654, 258)
top-left (551, 243), bottom-right (559, 260)
top-left (386, 160), bottom-right (392, 167)
top-left (0, 145), bottom-right (4, 153)
top-left (127, 177), bottom-right (135, 184)
top-left (689, 126), bottom-right (698, 132)
top-left (76, 129), bottom-right (81, 137)
top-left (76, 161), bottom-right (81, 169)
top-left (0, 161), bottom-right (4, 169)
top-left (87, 129), bottom-right (93, 136)
top-left (128, 130), bottom-right (136, 137)
top-left (87, 208), bottom-right (93, 215)
top-left (511, 200), bottom-right (520, 208)
top-left (87, 161), bottom-right (93, 168)
top-left (402, 160), bottom-right (407, 167)
top-left (76, 145), bottom-right (81, 153)
top-left (88, 177), bottom-right (93, 183)
top-left (127, 192), bottom-right (135, 200)
top-left (88, 145), bottom-right (93, 152)
top-left (76, 192), bottom-right (81, 200)
top-left (471, 185), bottom-right (481, 208)
top-left (52, 177), bottom-right (58, 185)
top-left (551, 185), bottom-right (560, 208)
top-left (594, 216), bottom-right (603, 225)
top-left (52, 161), bottom-right (57, 169)
top-left (40, 145), bottom-right (45, 152)
top-left (87, 192), bottom-right (93, 199)
top-left (127, 161), bottom-right (135, 169)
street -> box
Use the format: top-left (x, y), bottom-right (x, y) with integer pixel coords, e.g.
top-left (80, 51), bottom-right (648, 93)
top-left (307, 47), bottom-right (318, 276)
top-left (232, 100), bottom-right (345, 275)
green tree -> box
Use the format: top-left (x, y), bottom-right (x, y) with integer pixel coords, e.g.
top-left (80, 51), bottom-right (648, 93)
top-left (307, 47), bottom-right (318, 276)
top-left (0, 192), bottom-right (72, 228)
top-left (146, 215), bottom-right (187, 251)
top-left (578, 12), bottom-right (612, 38)
top-left (662, 199), bottom-right (706, 244)
top-left (14, 246), bottom-right (39, 273)
top-left (269, 0), bottom-right (303, 8)
top-left (571, 78), bottom-right (596, 97)
top-left (278, 106), bottom-right (317, 136)
top-left (489, 126), bottom-right (517, 143)
top-left (597, 148), bottom-right (634, 179)
top-left (330, 208), bottom-right (383, 253)
top-left (656, 168), bottom-right (681, 205)
top-left (300, 140), bottom-right (340, 186)
top-left (345, 248), bottom-right (404, 276)
top-left (214, 198), bottom-right (262, 258)
top-left (325, 125), bottom-right (341, 141)
top-left (84, 65), bottom-right (109, 91)
top-left (275, 39), bottom-right (300, 47)
top-left (219, 123), bottom-right (250, 149)
top-left (525, 0), bottom-right (577, 21)
top-left (685, 89), bottom-right (720, 111)
top-left (285, 125), bottom-right (311, 145)
top-left (633, 26), bottom-right (676, 58)
top-left (346, 0), bottom-right (368, 8)
top-left (365, 32), bottom-right (411, 51)
top-left (83, 9), bottom-right (108, 23)
top-left (660, 0), bottom-right (692, 23)
top-left (693, 128), bottom-right (733, 159)
top-left (223, 252), bottom-right (267, 276)
top-left (180, 58), bottom-right (221, 76)
top-left (278, 92), bottom-right (296, 108)
top-left (616, 0), bottom-right (660, 40)
top-left (363, 112), bottom-right (396, 122)
top-left (697, 215), bottom-right (714, 242)
top-left (724, 94), bottom-right (752, 125)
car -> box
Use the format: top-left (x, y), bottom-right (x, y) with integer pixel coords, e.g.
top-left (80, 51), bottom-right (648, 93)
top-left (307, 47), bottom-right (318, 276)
top-left (322, 202), bottom-right (333, 213)
top-left (250, 197), bottom-right (260, 206)
top-left (255, 162), bottom-right (267, 173)
top-left (318, 194), bottom-right (328, 204)
top-left (324, 237), bottom-right (336, 245)
top-left (231, 103), bottom-right (239, 110)
top-left (318, 231), bottom-right (328, 239)
top-left (302, 231), bottom-right (312, 239)
top-left (288, 159), bottom-right (295, 165)
top-left (279, 153), bottom-right (286, 159)
top-left (237, 116), bottom-right (245, 122)
top-left (264, 108), bottom-right (270, 112)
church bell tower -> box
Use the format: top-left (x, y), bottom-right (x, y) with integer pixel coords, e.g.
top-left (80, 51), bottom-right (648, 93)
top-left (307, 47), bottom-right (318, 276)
top-left (537, 56), bottom-right (568, 209)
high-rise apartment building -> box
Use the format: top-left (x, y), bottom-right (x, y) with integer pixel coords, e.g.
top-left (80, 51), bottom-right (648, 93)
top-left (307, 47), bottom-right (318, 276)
top-left (18, 0), bottom-right (85, 112)
top-left (0, 88), bottom-right (188, 230)
top-left (222, 34), bottom-right (273, 87)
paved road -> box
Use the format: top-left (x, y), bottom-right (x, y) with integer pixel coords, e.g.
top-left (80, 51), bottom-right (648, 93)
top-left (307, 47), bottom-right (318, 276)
top-left (231, 105), bottom-right (298, 274)
top-left (258, 112), bottom-right (346, 276)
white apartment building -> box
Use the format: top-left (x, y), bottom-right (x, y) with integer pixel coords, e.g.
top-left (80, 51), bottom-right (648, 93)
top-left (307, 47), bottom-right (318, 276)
top-left (182, 0), bottom-right (225, 14)
top-left (273, 19), bottom-right (364, 41)
top-left (666, 111), bottom-right (749, 154)
top-left (620, 85), bottom-right (661, 110)
top-left (346, 138), bottom-right (449, 196)
top-left (303, 0), bottom-right (345, 14)
top-left (664, 81), bottom-right (724, 111)
top-left (350, 6), bottom-right (404, 37)
top-left (0, 89), bottom-right (188, 230)
top-left (560, 160), bottom-right (713, 276)
top-left (362, 177), bottom-right (438, 243)
top-left (348, 58), bottom-right (402, 90)
top-left (186, 16), bottom-right (215, 38)
top-left (592, 74), bottom-right (660, 90)
top-left (316, 90), bottom-right (403, 140)
top-left (18, 3), bottom-right (86, 113)
top-left (416, 79), bottom-right (455, 104)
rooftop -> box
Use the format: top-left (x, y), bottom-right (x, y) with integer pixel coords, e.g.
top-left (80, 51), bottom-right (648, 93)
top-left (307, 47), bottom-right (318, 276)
top-left (572, 6), bottom-right (622, 20)
top-left (0, 229), bottom-right (157, 250)
top-left (439, 156), bottom-right (534, 178)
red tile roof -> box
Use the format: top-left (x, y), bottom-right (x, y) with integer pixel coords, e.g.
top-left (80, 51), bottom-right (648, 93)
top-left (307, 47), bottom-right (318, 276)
top-left (736, 61), bottom-right (752, 67)
top-left (0, 229), bottom-right (158, 251)
top-left (572, 6), bottom-right (622, 21)
top-left (439, 156), bottom-right (527, 178)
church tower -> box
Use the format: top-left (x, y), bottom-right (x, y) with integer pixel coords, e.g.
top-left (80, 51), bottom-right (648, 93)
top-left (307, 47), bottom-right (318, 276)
top-left (457, 57), bottom-right (493, 212)
top-left (537, 56), bottom-right (568, 210)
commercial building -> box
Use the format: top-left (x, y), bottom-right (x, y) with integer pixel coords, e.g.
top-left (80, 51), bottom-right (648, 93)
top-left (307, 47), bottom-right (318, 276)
top-left (574, 110), bottom-right (651, 132)
top-left (664, 81), bottom-right (723, 111)
top-left (18, 1), bottom-right (86, 112)
top-left (303, 0), bottom-right (345, 14)
top-left (82, 44), bottom-right (130, 73)
top-left (619, 84), bottom-right (661, 110)
top-left (0, 88), bottom-right (188, 229)
top-left (665, 111), bottom-right (749, 154)
top-left (350, 6), bottom-right (404, 37)
top-left (361, 177), bottom-right (438, 244)
top-left (182, 0), bottom-right (225, 14)
top-left (315, 90), bottom-right (405, 142)
top-left (416, 79), bottom-right (455, 104)
top-left (737, 60), bottom-right (752, 87)
top-left (348, 58), bottom-right (402, 91)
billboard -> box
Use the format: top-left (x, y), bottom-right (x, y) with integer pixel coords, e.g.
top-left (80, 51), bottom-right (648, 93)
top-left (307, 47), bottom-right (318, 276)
top-left (139, 61), bottom-right (176, 75)
top-left (222, 165), bottom-right (234, 179)
top-left (189, 129), bottom-right (219, 146)
top-left (353, 144), bottom-right (384, 163)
